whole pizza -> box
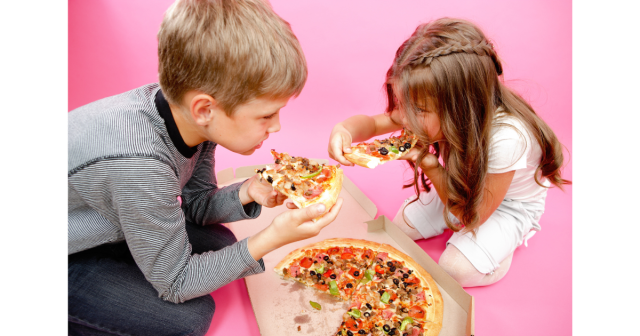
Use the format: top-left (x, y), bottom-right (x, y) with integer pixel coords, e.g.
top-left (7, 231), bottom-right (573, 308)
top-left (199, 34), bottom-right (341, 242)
top-left (275, 238), bottom-right (444, 336)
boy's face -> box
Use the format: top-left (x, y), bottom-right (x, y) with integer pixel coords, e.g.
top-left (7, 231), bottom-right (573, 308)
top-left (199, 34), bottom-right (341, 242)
top-left (208, 96), bottom-right (288, 155)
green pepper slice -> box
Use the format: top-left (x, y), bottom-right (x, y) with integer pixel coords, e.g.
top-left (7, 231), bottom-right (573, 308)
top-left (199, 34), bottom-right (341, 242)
top-left (329, 280), bottom-right (339, 296)
top-left (380, 291), bottom-right (390, 304)
top-left (310, 301), bottom-right (321, 310)
top-left (347, 308), bottom-right (361, 319)
top-left (400, 317), bottom-right (414, 331)
top-left (388, 145), bottom-right (400, 154)
top-left (316, 264), bottom-right (325, 275)
top-left (301, 167), bottom-right (322, 179)
top-left (360, 269), bottom-right (375, 284)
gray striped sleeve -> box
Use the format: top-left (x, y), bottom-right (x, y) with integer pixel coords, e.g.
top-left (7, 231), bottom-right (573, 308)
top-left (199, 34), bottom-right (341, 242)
top-left (69, 157), bottom-right (265, 303)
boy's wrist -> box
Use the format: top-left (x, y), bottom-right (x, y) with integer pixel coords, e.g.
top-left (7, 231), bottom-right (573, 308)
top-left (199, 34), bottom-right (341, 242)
top-left (238, 178), bottom-right (255, 205)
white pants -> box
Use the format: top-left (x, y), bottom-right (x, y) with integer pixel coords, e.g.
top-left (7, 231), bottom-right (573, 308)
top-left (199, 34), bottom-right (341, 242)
top-left (393, 189), bottom-right (545, 274)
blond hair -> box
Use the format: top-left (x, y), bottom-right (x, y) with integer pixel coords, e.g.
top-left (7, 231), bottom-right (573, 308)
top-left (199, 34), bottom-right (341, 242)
top-left (158, 0), bottom-right (307, 115)
top-left (387, 18), bottom-right (570, 234)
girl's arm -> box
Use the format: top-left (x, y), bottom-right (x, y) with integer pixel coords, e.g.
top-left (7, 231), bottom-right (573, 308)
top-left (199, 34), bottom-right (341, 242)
top-left (412, 153), bottom-right (515, 226)
top-left (328, 113), bottom-right (404, 165)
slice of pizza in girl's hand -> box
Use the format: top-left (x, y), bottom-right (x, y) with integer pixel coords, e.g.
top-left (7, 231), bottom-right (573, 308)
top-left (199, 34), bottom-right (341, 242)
top-left (255, 150), bottom-right (344, 219)
top-left (344, 128), bottom-right (419, 169)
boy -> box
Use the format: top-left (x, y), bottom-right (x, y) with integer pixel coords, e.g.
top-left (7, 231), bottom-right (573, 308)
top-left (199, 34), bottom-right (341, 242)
top-left (68, 0), bottom-right (343, 335)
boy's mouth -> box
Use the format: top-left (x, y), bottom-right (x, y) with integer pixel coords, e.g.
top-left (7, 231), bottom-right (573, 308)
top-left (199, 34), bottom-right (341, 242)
top-left (254, 140), bottom-right (264, 149)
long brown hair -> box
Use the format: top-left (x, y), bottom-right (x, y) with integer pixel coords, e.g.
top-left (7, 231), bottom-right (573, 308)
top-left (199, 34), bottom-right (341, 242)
top-left (386, 18), bottom-right (570, 234)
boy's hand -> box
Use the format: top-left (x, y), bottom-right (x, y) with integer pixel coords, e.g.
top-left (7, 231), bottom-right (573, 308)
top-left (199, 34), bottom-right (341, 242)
top-left (247, 198), bottom-right (344, 261)
top-left (239, 174), bottom-right (287, 207)
top-left (328, 124), bottom-right (354, 166)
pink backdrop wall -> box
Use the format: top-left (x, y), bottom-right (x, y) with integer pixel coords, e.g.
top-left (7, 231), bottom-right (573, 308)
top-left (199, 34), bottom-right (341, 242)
top-left (69, 1), bottom-right (572, 335)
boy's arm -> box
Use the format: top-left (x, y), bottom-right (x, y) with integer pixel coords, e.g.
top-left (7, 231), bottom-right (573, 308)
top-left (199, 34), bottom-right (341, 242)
top-left (70, 157), bottom-right (266, 304)
top-left (328, 112), bottom-right (404, 166)
top-left (181, 143), bottom-right (262, 225)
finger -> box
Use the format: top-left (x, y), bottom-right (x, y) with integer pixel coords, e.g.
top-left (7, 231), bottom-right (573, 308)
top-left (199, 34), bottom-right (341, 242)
top-left (287, 202), bottom-right (327, 225)
top-left (308, 198), bottom-right (344, 230)
top-left (286, 201), bottom-right (299, 209)
top-left (330, 142), bottom-right (354, 166)
top-left (276, 192), bottom-right (288, 205)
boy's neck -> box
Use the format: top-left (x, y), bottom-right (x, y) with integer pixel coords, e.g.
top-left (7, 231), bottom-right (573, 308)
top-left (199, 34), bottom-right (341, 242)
top-left (168, 102), bottom-right (206, 148)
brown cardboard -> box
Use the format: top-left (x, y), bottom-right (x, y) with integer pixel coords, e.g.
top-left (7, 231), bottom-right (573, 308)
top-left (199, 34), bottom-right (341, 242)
top-left (219, 163), bottom-right (474, 335)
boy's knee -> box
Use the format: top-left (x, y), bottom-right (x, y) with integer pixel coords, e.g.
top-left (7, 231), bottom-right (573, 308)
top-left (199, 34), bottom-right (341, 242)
top-left (171, 295), bottom-right (216, 336)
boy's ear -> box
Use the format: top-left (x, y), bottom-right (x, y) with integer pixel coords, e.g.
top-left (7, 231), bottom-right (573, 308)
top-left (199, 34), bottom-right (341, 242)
top-left (188, 93), bottom-right (219, 125)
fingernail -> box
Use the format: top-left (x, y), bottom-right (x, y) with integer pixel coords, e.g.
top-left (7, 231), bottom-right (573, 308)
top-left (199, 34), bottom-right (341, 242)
top-left (316, 204), bottom-right (326, 213)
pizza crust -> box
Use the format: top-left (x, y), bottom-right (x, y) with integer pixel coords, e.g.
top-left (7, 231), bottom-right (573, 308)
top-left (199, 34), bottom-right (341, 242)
top-left (344, 152), bottom-right (381, 169)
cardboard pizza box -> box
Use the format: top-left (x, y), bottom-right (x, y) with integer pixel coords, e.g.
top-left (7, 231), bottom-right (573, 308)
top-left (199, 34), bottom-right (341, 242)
top-left (219, 161), bottom-right (475, 336)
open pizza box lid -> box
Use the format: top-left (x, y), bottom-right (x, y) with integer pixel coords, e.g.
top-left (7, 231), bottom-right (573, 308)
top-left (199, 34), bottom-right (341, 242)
top-left (219, 161), bottom-right (475, 336)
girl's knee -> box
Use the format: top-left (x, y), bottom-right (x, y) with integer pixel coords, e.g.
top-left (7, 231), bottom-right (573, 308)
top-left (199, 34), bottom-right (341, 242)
top-left (439, 245), bottom-right (513, 287)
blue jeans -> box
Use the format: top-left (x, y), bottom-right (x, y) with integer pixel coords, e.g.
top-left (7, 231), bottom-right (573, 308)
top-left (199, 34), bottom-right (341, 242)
top-left (68, 222), bottom-right (238, 336)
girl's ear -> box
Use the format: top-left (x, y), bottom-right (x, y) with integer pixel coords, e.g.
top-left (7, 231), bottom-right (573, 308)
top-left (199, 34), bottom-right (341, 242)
top-left (189, 94), bottom-right (217, 126)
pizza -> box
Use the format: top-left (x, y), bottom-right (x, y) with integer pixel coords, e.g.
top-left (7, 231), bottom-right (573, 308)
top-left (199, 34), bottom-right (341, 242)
top-left (344, 129), bottom-right (419, 169)
top-left (256, 150), bottom-right (344, 217)
top-left (275, 238), bottom-right (444, 336)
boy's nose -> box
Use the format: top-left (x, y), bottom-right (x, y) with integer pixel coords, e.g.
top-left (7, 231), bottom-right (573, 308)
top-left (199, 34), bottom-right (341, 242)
top-left (268, 115), bottom-right (281, 133)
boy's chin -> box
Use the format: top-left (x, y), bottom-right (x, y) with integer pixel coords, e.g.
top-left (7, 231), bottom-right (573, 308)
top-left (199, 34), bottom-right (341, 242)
top-left (237, 148), bottom-right (257, 156)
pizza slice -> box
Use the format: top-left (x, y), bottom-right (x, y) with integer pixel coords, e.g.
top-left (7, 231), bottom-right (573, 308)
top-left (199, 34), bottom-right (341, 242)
top-left (344, 128), bottom-right (418, 169)
top-left (256, 150), bottom-right (343, 218)
top-left (367, 244), bottom-right (444, 327)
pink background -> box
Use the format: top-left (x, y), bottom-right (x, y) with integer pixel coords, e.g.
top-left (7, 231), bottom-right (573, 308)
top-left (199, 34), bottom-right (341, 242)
top-left (69, 1), bottom-right (572, 335)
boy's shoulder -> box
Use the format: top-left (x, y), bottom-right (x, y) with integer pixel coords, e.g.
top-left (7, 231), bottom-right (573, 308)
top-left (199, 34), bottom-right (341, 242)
top-left (68, 83), bottom-right (176, 173)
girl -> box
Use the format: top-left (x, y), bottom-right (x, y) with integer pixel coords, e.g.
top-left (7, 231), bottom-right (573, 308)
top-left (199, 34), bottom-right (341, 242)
top-left (328, 18), bottom-right (570, 287)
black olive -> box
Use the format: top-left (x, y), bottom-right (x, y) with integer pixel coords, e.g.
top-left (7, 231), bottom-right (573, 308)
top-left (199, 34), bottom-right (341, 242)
top-left (379, 147), bottom-right (389, 155)
top-left (347, 331), bottom-right (353, 336)
top-left (328, 261), bottom-right (334, 265)
top-left (386, 261), bottom-right (393, 267)
top-left (366, 303), bottom-right (372, 309)
top-left (313, 260), bottom-right (318, 263)
top-left (291, 185), bottom-right (296, 191)
top-left (353, 271), bottom-right (360, 277)
top-left (401, 307), bottom-right (408, 313)
top-left (330, 274), bottom-right (337, 279)
top-left (275, 159), bottom-right (281, 164)
top-left (388, 299), bottom-right (394, 304)
top-left (403, 273), bottom-right (409, 279)
top-left (404, 143), bottom-right (411, 149)
top-left (317, 273), bottom-right (322, 279)
top-left (346, 283), bottom-right (353, 288)
top-left (403, 333), bottom-right (409, 336)
top-left (389, 328), bottom-right (397, 335)
top-left (310, 271), bottom-right (316, 276)
top-left (393, 278), bottom-right (399, 285)
top-left (408, 270), bottom-right (413, 274)
top-left (399, 146), bottom-right (406, 152)
top-left (364, 312), bottom-right (370, 318)
top-left (320, 280), bottom-right (325, 284)
top-left (266, 176), bottom-right (273, 184)
top-left (378, 289), bottom-right (385, 295)
top-left (324, 256), bottom-right (330, 261)
top-left (389, 266), bottom-right (396, 273)
top-left (383, 325), bottom-right (391, 332)
top-left (359, 330), bottom-right (366, 335)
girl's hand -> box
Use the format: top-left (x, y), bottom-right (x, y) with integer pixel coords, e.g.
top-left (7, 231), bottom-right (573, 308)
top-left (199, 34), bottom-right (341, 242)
top-left (240, 174), bottom-right (288, 208)
top-left (328, 123), bottom-right (354, 166)
top-left (402, 146), bottom-right (441, 172)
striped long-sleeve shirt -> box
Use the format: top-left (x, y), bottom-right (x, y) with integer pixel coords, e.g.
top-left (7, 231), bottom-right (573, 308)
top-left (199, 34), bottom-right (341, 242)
top-left (68, 83), bottom-right (265, 303)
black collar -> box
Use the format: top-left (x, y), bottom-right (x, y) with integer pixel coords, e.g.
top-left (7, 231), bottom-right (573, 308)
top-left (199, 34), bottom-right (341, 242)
top-left (155, 89), bottom-right (198, 158)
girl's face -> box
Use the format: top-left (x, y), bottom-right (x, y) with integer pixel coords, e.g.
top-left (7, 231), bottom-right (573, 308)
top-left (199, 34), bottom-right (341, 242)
top-left (393, 94), bottom-right (444, 142)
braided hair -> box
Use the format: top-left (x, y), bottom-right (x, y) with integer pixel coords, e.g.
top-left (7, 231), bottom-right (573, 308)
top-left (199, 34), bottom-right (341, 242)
top-left (388, 18), bottom-right (570, 234)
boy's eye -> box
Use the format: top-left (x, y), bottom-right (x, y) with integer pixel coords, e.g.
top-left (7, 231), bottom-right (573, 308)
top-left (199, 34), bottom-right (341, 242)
top-left (263, 113), bottom-right (277, 119)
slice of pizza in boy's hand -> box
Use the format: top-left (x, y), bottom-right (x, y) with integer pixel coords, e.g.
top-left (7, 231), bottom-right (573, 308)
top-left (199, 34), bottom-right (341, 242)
top-left (344, 128), bottom-right (419, 169)
top-left (255, 150), bottom-right (344, 218)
